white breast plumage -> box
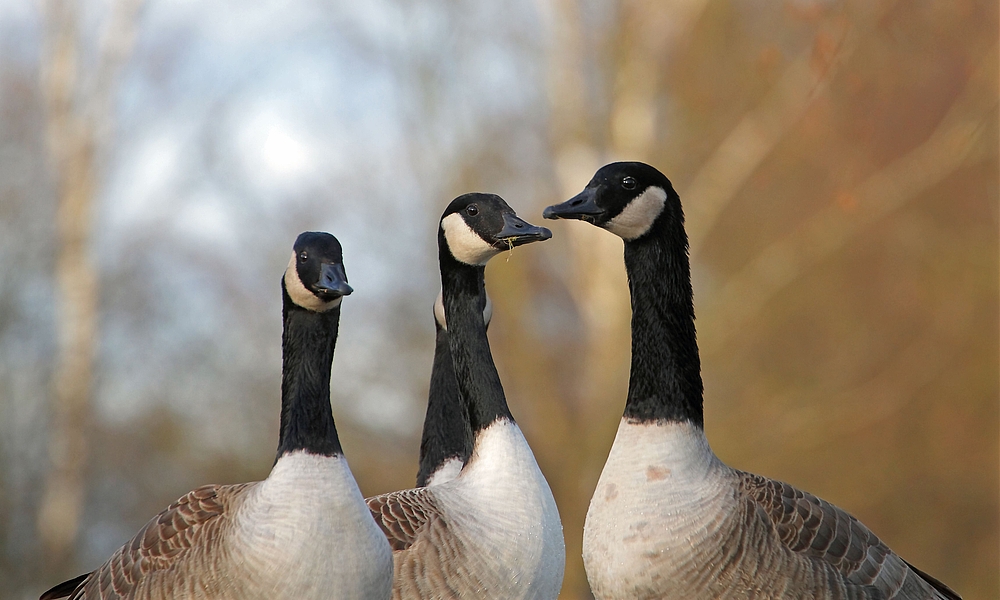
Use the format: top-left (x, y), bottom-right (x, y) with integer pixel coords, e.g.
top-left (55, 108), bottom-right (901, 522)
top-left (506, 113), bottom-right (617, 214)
top-left (425, 456), bottom-right (464, 486)
top-left (583, 420), bottom-right (737, 599)
top-left (440, 420), bottom-right (565, 597)
top-left (235, 452), bottom-right (393, 600)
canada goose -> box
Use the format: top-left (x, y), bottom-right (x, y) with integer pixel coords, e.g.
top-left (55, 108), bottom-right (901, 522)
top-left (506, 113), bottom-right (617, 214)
top-left (543, 162), bottom-right (961, 600)
top-left (367, 194), bottom-right (565, 599)
top-left (40, 232), bottom-right (393, 600)
top-left (416, 292), bottom-right (492, 487)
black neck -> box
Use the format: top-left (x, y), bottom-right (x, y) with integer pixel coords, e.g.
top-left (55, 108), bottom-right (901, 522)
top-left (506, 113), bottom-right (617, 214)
top-left (621, 213), bottom-right (704, 426)
top-left (416, 324), bottom-right (473, 486)
top-left (275, 284), bottom-right (344, 461)
top-left (439, 250), bottom-right (513, 434)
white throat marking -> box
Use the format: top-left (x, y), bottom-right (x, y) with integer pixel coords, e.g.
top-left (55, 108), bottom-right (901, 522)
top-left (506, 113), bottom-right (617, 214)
top-left (441, 213), bottom-right (500, 266)
top-left (605, 185), bottom-right (667, 241)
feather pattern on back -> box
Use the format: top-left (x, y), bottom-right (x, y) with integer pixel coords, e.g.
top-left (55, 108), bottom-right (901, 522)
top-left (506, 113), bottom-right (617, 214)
top-left (367, 487), bottom-right (443, 552)
top-left (740, 472), bottom-right (961, 599)
top-left (584, 420), bottom-right (960, 600)
top-left (56, 454), bottom-right (392, 600)
top-left (66, 483), bottom-right (250, 599)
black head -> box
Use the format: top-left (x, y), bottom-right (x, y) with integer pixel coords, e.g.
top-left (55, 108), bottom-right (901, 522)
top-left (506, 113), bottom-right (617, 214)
top-left (439, 193), bottom-right (552, 266)
top-left (283, 231), bottom-right (353, 312)
top-left (543, 162), bottom-right (678, 241)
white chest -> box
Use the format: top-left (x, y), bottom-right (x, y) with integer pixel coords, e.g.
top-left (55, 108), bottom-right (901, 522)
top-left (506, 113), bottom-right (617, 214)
top-left (583, 420), bottom-right (737, 600)
top-left (425, 456), bottom-right (464, 486)
top-left (235, 453), bottom-right (393, 600)
top-left (439, 420), bottom-right (566, 598)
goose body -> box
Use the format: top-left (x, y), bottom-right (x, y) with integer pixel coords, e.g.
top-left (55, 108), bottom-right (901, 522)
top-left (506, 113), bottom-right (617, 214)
top-left (371, 419), bottom-right (564, 599)
top-left (586, 421), bottom-right (950, 599)
top-left (368, 194), bottom-right (565, 599)
top-left (41, 233), bottom-right (392, 600)
top-left (544, 162), bottom-right (960, 600)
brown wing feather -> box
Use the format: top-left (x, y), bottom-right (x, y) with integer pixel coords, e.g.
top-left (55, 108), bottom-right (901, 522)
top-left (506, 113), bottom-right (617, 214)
top-left (39, 573), bottom-right (89, 599)
top-left (739, 473), bottom-right (960, 599)
top-left (366, 487), bottom-right (441, 551)
top-left (367, 488), bottom-right (486, 597)
top-left (902, 560), bottom-right (963, 600)
top-left (740, 473), bottom-right (887, 581)
top-left (60, 482), bottom-right (253, 600)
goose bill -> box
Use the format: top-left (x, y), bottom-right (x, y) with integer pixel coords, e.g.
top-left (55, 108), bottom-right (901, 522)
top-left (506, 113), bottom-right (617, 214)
top-left (315, 263), bottom-right (353, 298)
top-left (542, 188), bottom-right (604, 222)
top-left (495, 213), bottom-right (552, 247)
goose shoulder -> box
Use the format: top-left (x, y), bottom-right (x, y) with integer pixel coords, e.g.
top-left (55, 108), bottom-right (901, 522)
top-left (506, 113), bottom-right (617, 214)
top-left (368, 423), bottom-right (564, 599)
top-left (67, 482), bottom-right (254, 599)
top-left (367, 487), bottom-right (443, 552)
top-left (367, 488), bottom-right (479, 598)
top-left (739, 472), bottom-right (962, 599)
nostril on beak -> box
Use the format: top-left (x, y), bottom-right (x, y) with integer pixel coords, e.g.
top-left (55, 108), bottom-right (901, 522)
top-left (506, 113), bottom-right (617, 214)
top-left (571, 199), bottom-right (582, 206)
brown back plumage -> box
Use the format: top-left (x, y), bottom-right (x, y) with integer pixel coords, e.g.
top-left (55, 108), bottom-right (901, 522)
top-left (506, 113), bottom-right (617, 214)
top-left (44, 482), bottom-right (253, 600)
top-left (366, 488), bottom-right (445, 552)
top-left (740, 472), bottom-right (961, 599)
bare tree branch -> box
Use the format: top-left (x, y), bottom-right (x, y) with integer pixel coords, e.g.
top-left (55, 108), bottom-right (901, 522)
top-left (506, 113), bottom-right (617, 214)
top-left (88, 0), bottom-right (145, 159)
top-left (771, 281), bottom-right (978, 446)
top-left (698, 44), bottom-right (999, 356)
top-left (610, 0), bottom-right (710, 158)
top-left (684, 17), bottom-right (854, 256)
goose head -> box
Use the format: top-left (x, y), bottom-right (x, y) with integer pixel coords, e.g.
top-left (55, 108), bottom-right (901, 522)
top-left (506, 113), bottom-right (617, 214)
top-left (543, 161), bottom-right (679, 242)
top-left (439, 193), bottom-right (552, 266)
top-left (283, 231), bottom-right (353, 312)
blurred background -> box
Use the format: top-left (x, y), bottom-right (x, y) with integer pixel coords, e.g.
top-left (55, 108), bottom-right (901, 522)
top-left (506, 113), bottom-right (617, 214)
top-left (0, 0), bottom-right (996, 597)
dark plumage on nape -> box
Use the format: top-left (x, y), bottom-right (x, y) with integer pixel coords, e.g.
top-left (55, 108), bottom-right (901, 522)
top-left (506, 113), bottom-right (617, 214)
top-left (416, 291), bottom-right (491, 487)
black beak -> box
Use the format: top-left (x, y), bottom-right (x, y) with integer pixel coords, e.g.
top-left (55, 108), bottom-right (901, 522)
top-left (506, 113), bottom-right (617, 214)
top-left (496, 212), bottom-right (553, 248)
top-left (315, 263), bottom-right (353, 298)
top-left (543, 187), bottom-right (604, 221)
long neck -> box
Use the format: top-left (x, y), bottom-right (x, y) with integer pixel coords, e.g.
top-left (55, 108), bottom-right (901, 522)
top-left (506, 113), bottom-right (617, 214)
top-left (439, 254), bottom-right (513, 434)
top-left (275, 288), bottom-right (344, 460)
top-left (416, 324), bottom-right (473, 486)
top-left (621, 216), bottom-right (704, 426)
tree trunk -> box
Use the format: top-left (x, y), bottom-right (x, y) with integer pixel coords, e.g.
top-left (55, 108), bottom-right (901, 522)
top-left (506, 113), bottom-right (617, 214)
top-left (36, 0), bottom-right (144, 567)
top-left (36, 0), bottom-right (98, 565)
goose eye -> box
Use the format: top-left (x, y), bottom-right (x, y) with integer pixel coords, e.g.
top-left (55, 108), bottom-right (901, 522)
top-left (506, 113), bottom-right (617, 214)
top-left (298, 251), bottom-right (308, 263)
top-left (466, 205), bottom-right (479, 216)
top-left (622, 176), bottom-right (637, 190)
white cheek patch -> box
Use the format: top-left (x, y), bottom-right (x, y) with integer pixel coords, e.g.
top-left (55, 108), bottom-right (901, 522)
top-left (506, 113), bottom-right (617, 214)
top-left (441, 213), bottom-right (500, 266)
top-left (434, 289), bottom-right (493, 331)
top-left (604, 186), bottom-right (668, 241)
top-left (284, 253), bottom-right (343, 312)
